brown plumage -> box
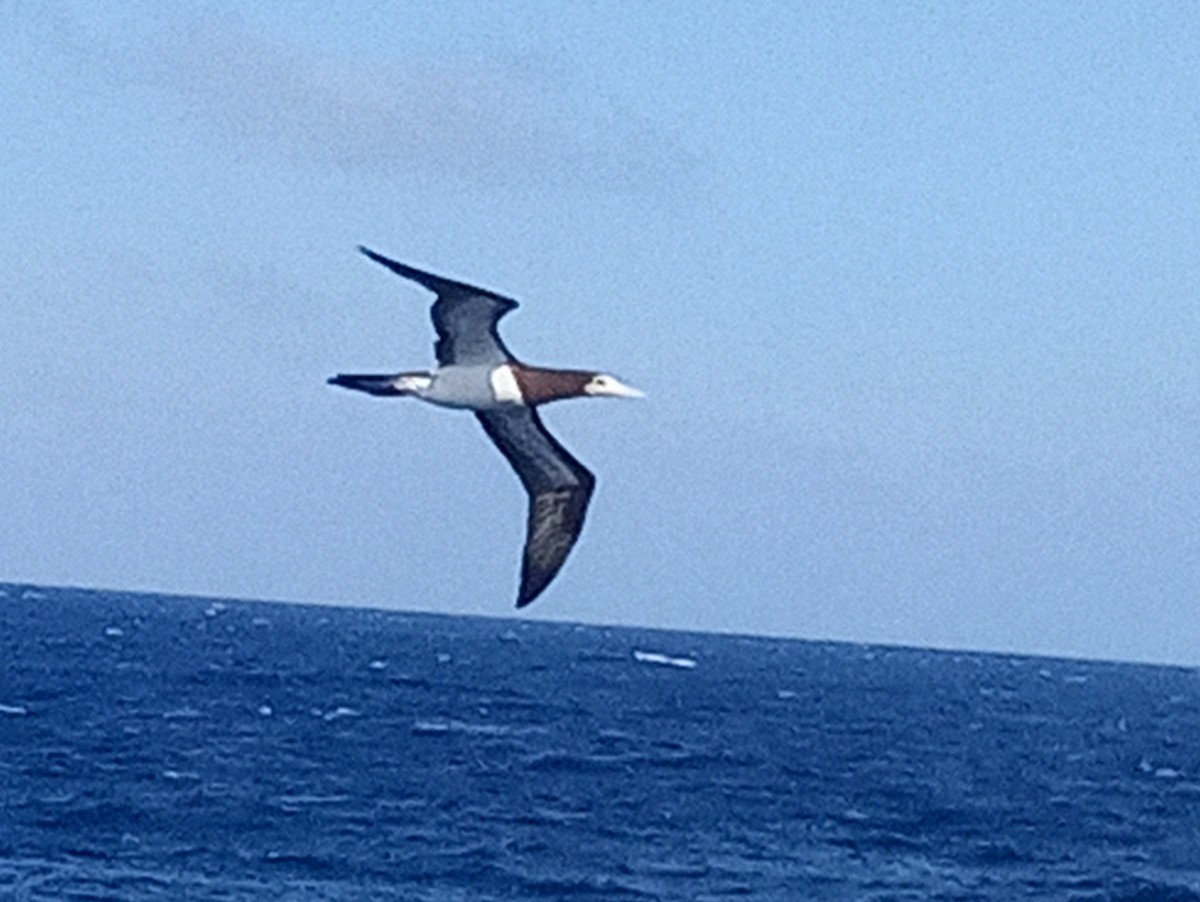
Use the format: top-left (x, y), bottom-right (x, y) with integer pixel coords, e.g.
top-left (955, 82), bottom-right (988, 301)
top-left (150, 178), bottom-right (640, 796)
top-left (510, 366), bottom-right (594, 406)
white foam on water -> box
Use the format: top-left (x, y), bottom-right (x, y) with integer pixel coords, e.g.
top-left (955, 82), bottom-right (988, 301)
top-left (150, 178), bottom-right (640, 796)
top-left (410, 718), bottom-right (541, 738)
top-left (278, 794), bottom-right (351, 806)
top-left (0, 703), bottom-right (28, 716)
top-left (161, 770), bottom-right (201, 781)
top-left (633, 650), bottom-right (697, 670)
top-left (162, 706), bottom-right (203, 720)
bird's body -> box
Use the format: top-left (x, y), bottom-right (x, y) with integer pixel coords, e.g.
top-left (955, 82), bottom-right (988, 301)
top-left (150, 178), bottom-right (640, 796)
top-left (330, 362), bottom-right (606, 410)
top-left (329, 247), bottom-right (641, 608)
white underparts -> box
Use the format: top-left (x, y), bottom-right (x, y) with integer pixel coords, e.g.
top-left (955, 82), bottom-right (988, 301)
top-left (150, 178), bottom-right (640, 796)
top-left (489, 364), bottom-right (525, 405)
top-left (393, 374), bottom-right (433, 394)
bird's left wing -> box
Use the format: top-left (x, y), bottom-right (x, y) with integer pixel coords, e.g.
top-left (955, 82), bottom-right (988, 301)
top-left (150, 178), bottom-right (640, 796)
top-left (475, 407), bottom-right (596, 607)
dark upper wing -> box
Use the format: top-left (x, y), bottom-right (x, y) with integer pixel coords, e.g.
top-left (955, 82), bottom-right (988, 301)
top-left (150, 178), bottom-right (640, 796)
top-left (476, 407), bottom-right (596, 608)
top-left (359, 246), bottom-right (518, 366)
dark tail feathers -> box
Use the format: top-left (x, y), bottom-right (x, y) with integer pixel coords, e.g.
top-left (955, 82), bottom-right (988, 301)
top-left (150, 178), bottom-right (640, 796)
top-left (327, 373), bottom-right (407, 397)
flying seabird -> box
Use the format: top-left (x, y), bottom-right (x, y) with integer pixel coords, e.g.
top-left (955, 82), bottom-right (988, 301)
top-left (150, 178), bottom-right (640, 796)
top-left (329, 247), bottom-right (642, 608)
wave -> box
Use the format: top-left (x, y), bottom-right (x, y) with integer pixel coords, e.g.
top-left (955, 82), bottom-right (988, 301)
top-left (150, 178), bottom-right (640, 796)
top-left (1110, 880), bottom-right (1200, 902)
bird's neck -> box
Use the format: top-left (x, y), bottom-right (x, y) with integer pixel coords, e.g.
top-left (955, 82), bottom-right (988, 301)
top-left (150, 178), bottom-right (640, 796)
top-left (510, 365), bottom-right (592, 405)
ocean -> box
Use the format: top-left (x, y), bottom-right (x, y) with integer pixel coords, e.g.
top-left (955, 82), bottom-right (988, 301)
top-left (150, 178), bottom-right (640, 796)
top-left (1, 583), bottom-right (1198, 901)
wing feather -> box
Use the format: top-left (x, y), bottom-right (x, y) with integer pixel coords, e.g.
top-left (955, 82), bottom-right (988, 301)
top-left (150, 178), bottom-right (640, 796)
top-left (475, 408), bottom-right (595, 607)
top-left (359, 246), bottom-right (518, 366)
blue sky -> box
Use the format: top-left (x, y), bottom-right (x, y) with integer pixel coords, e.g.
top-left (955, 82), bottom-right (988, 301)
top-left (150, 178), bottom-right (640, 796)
top-left (3, 2), bottom-right (1198, 665)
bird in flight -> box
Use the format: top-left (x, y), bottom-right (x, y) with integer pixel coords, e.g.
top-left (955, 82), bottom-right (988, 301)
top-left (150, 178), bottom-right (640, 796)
top-left (330, 247), bottom-right (642, 607)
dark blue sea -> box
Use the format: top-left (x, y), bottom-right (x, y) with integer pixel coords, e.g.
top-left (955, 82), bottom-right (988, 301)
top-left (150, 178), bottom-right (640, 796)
top-left (2, 584), bottom-right (1198, 901)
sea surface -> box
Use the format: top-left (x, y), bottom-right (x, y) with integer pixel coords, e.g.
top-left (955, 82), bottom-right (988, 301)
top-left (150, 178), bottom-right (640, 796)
top-left (1, 584), bottom-right (1198, 901)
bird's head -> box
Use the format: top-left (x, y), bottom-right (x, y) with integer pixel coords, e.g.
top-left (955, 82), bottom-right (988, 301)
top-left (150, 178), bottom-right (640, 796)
top-left (582, 373), bottom-right (644, 399)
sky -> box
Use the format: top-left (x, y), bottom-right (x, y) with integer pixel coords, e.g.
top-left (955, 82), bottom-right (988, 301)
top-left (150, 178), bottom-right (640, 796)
top-left (3, 2), bottom-right (1199, 666)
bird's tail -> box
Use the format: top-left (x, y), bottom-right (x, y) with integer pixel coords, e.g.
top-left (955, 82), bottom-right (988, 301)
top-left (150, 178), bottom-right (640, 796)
top-left (327, 372), bottom-right (429, 397)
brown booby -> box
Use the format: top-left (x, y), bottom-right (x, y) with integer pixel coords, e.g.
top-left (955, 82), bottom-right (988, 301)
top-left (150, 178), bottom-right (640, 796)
top-left (329, 247), bottom-right (642, 608)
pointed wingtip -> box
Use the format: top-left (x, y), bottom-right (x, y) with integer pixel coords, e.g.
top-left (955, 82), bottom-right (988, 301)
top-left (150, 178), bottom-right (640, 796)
top-left (515, 579), bottom-right (547, 609)
top-left (356, 246), bottom-right (519, 308)
top-left (357, 246), bottom-right (443, 291)
top-left (515, 578), bottom-right (544, 608)
top-left (360, 246), bottom-right (408, 273)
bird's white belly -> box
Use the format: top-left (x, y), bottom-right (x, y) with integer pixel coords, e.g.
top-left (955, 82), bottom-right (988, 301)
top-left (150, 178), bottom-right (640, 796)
top-left (421, 365), bottom-right (520, 410)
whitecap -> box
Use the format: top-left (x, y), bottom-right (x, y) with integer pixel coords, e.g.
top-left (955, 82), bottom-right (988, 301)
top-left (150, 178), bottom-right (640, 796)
top-left (411, 718), bottom-right (525, 737)
top-left (451, 720), bottom-right (512, 736)
top-left (162, 706), bottom-right (203, 720)
top-left (323, 706), bottom-right (361, 722)
top-left (161, 770), bottom-right (200, 781)
top-left (633, 650), bottom-right (697, 670)
top-left (0, 703), bottom-right (29, 716)
top-left (367, 659), bottom-right (387, 670)
top-left (104, 626), bottom-right (124, 637)
top-left (278, 794), bottom-right (350, 806)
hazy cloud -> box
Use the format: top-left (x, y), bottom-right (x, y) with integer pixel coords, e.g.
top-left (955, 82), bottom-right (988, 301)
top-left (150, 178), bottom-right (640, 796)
top-left (27, 8), bottom-right (698, 198)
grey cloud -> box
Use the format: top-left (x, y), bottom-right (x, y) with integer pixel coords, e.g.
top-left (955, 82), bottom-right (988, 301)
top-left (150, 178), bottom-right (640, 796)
top-left (41, 9), bottom-right (698, 198)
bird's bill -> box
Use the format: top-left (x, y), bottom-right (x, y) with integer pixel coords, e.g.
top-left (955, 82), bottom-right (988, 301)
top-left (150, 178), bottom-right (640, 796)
top-left (610, 379), bottom-right (645, 399)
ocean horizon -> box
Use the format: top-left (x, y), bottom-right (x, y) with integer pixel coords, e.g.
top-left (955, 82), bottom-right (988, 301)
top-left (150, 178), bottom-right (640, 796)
top-left (2, 581), bottom-right (1198, 900)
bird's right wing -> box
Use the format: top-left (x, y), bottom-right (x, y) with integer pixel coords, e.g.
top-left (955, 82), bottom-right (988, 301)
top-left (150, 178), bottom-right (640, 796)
top-left (359, 246), bottom-right (518, 367)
